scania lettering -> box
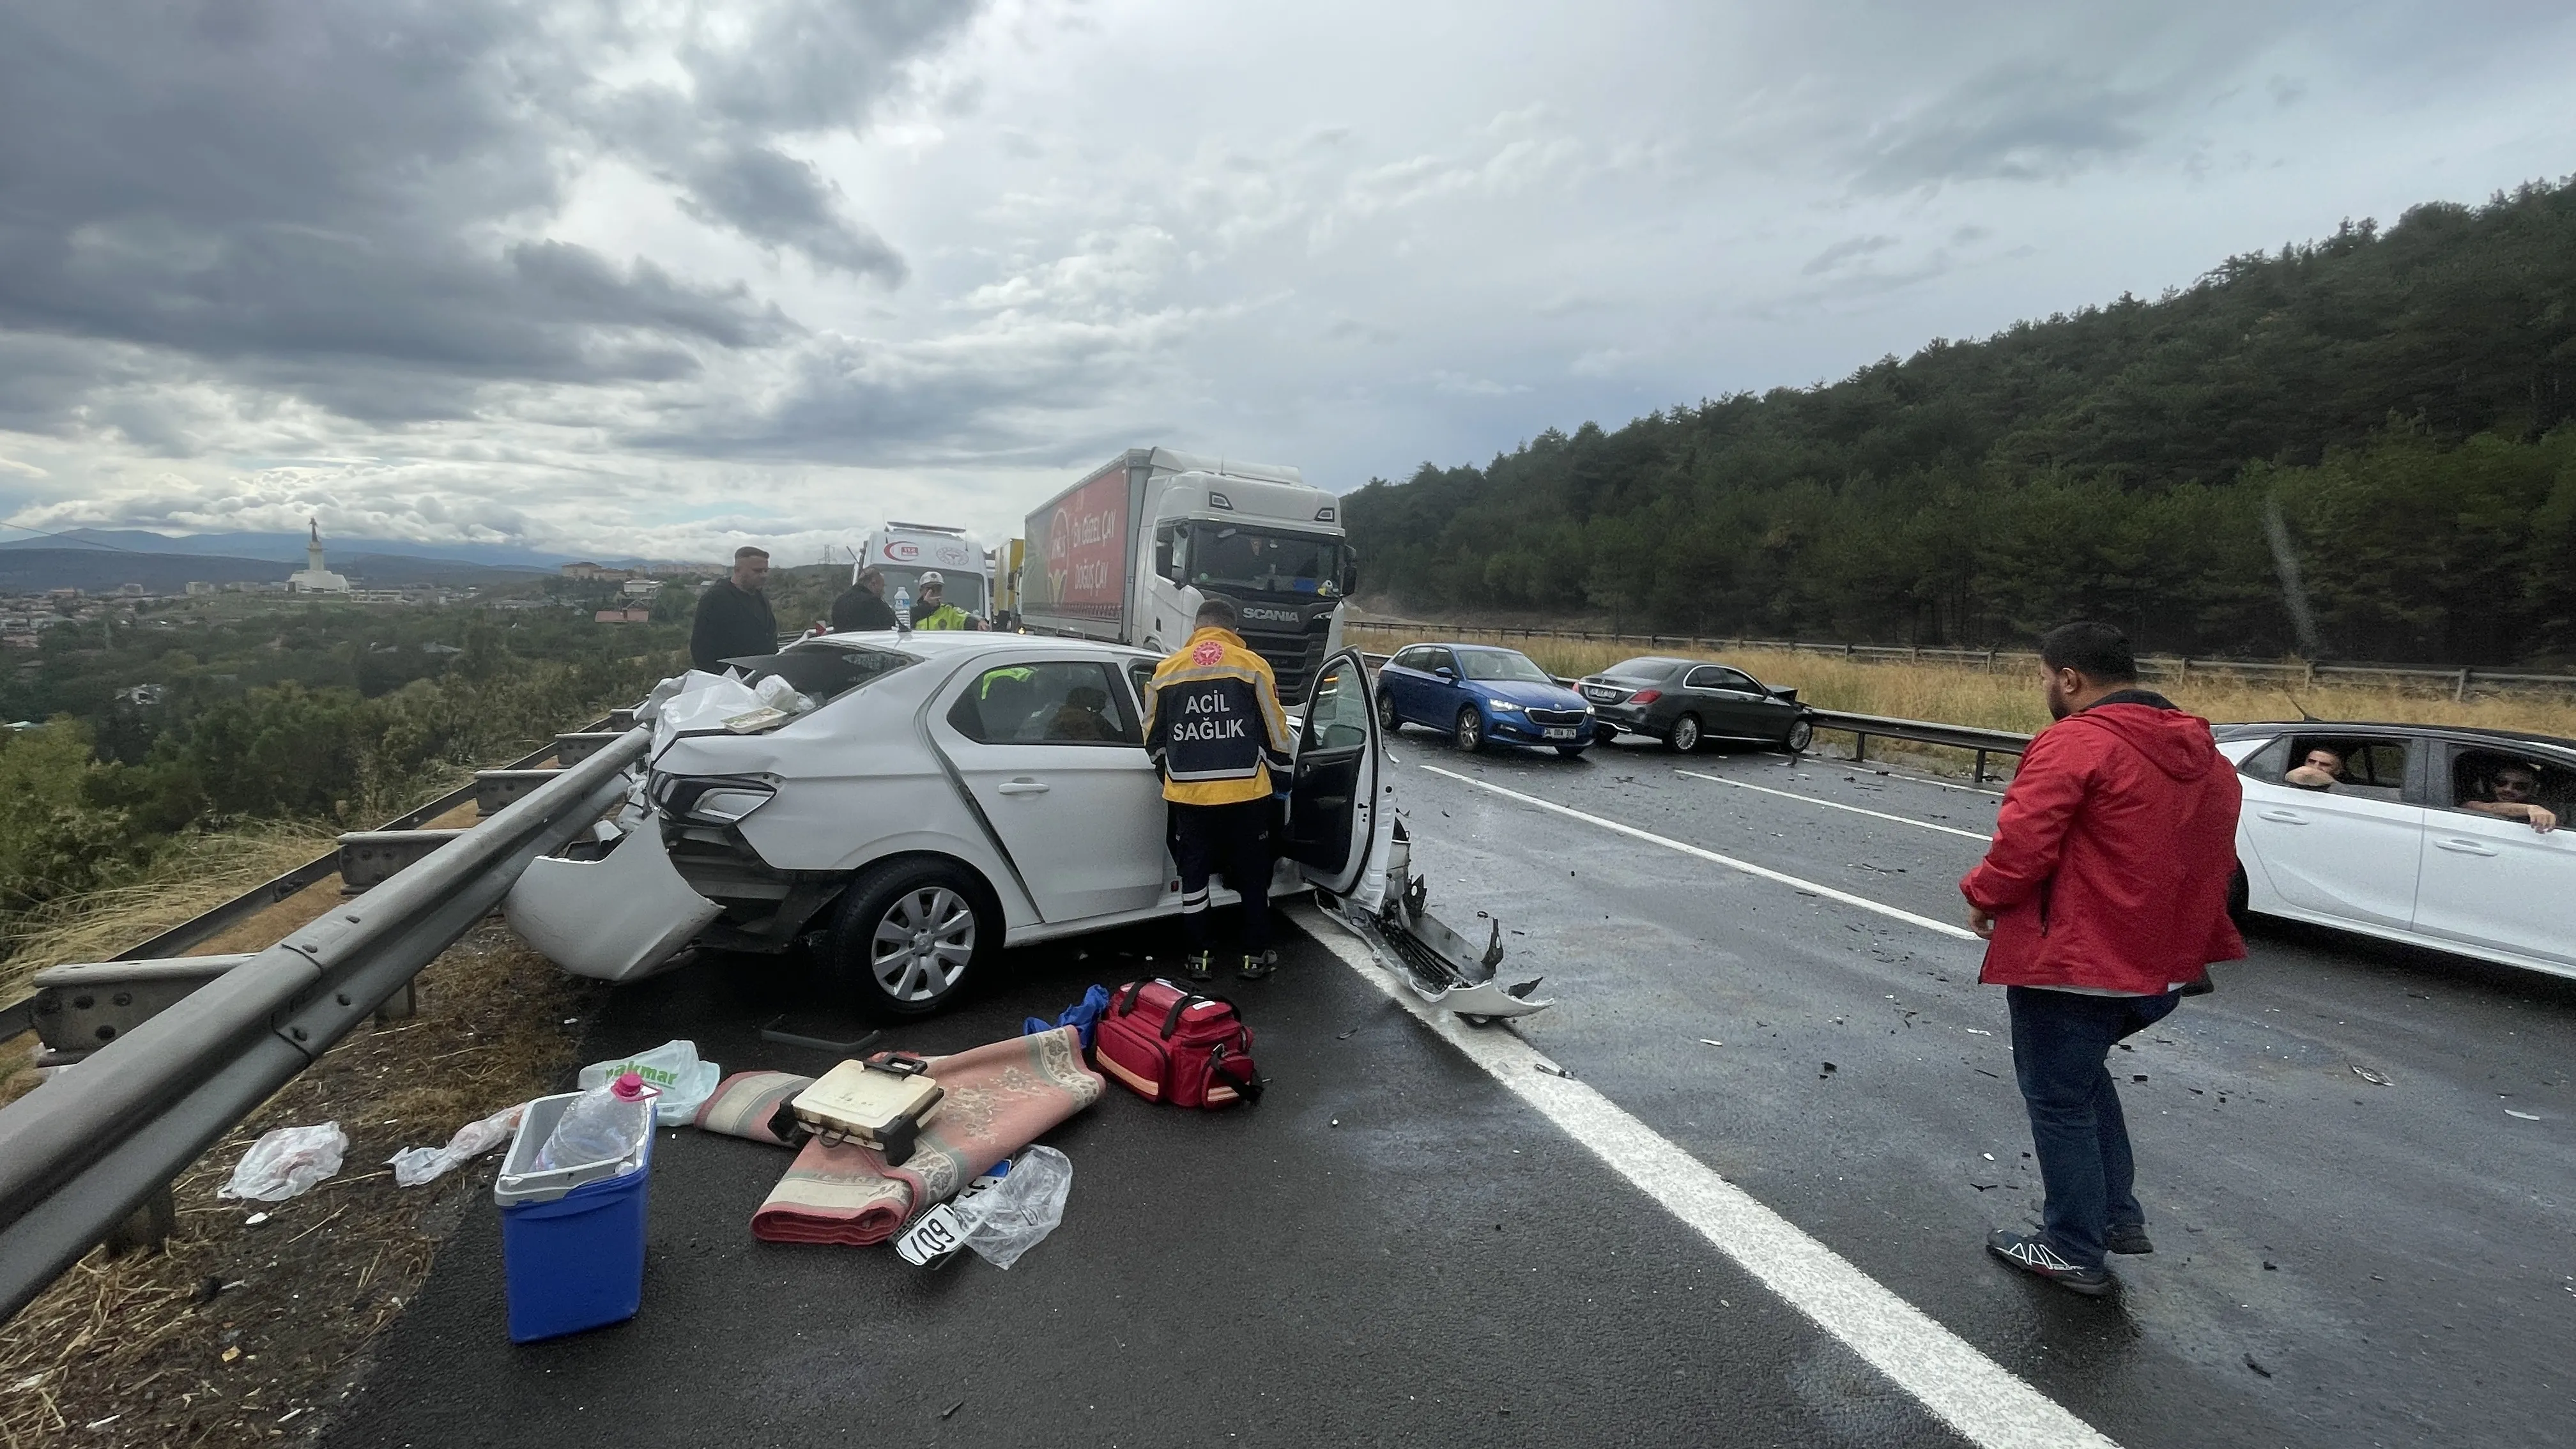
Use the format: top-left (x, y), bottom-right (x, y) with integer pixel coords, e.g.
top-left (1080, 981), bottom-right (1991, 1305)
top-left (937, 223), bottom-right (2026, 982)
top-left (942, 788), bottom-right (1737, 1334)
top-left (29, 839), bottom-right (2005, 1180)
top-left (1017, 448), bottom-right (1355, 705)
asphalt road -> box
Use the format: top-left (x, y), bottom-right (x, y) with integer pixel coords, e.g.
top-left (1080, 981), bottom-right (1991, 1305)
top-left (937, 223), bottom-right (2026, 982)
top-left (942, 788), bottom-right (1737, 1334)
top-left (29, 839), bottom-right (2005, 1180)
top-left (328, 730), bottom-right (2575, 1449)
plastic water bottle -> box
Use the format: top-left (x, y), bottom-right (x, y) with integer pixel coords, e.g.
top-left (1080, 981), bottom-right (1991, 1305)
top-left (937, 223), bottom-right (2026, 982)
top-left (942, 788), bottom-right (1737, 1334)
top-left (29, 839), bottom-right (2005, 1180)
top-left (893, 586), bottom-right (914, 625)
top-left (536, 1071), bottom-right (656, 1171)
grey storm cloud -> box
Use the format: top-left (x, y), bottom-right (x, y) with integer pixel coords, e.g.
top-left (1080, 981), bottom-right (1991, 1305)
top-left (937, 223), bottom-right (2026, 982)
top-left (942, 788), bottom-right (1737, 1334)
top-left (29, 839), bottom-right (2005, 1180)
top-left (0, 0), bottom-right (974, 437)
top-left (1851, 63), bottom-right (2154, 192)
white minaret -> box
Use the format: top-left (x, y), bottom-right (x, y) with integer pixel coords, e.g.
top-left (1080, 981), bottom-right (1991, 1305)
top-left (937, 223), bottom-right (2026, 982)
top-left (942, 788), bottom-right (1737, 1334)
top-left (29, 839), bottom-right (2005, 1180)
top-left (287, 516), bottom-right (350, 594)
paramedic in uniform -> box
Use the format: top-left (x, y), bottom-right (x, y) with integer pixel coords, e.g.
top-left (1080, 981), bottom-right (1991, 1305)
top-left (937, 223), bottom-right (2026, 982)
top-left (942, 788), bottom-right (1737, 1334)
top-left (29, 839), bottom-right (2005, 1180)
top-left (1142, 596), bottom-right (1294, 981)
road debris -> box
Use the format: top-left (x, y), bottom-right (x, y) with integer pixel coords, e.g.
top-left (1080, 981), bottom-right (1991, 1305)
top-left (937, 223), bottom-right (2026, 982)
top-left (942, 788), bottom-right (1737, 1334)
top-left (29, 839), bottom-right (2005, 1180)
top-left (1698, 1038), bottom-right (1723, 1047)
top-left (2506, 1109), bottom-right (2542, 1121)
top-left (2242, 1354), bottom-right (2273, 1378)
top-left (1534, 1063), bottom-right (1575, 1080)
top-left (2351, 1065), bottom-right (2393, 1087)
top-left (219, 1122), bottom-right (349, 1202)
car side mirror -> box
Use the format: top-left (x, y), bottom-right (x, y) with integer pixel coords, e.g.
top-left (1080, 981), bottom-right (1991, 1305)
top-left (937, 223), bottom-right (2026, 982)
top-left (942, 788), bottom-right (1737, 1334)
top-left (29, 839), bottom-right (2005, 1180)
top-left (1434, 666), bottom-right (1455, 682)
top-left (1339, 559), bottom-right (1360, 596)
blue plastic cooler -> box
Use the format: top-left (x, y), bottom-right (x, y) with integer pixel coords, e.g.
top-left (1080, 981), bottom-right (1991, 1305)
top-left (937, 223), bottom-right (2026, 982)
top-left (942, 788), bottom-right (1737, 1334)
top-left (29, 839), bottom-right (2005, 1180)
top-left (494, 1091), bottom-right (655, 1343)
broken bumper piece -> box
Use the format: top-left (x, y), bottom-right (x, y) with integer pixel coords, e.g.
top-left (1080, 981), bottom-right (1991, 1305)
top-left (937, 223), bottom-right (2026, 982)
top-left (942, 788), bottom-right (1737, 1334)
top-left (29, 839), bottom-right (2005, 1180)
top-left (1318, 819), bottom-right (1551, 1019)
top-left (504, 817), bottom-right (721, 983)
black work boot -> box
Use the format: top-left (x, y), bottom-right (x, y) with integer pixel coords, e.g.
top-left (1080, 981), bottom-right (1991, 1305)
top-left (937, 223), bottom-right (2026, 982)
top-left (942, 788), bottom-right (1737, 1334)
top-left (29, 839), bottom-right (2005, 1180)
top-left (1238, 949), bottom-right (1278, 980)
top-left (1183, 950), bottom-right (1214, 982)
top-left (1986, 1229), bottom-right (2114, 1297)
top-left (2104, 1222), bottom-right (2154, 1255)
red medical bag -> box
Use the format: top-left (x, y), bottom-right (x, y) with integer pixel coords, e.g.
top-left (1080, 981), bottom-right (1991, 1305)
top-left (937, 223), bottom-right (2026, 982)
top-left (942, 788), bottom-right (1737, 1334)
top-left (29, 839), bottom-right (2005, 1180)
top-left (1092, 979), bottom-right (1262, 1108)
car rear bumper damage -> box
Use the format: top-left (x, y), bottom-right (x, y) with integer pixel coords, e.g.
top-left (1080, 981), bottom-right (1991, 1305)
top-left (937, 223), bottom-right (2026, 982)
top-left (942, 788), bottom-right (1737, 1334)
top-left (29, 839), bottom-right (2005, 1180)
top-left (503, 818), bottom-right (722, 983)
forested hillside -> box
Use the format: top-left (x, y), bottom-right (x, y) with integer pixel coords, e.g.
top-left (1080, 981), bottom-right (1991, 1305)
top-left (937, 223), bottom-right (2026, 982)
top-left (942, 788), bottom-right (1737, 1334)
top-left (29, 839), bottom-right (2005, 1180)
top-left (1346, 179), bottom-right (2576, 664)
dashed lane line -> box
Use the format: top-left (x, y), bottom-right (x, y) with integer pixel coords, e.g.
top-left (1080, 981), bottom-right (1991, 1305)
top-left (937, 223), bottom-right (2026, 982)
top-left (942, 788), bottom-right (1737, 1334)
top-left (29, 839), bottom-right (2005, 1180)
top-left (1675, 769), bottom-right (1995, 841)
top-left (1418, 764), bottom-right (1981, 942)
top-left (1287, 901), bottom-right (2120, 1449)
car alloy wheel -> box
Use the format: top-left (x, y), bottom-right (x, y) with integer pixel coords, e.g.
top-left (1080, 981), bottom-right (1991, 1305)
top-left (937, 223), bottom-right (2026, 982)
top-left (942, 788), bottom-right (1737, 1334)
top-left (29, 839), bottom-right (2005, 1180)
top-left (829, 858), bottom-right (995, 1017)
top-left (1455, 707), bottom-right (1484, 752)
top-left (1669, 713), bottom-right (1701, 753)
top-left (1377, 689), bottom-right (1402, 733)
top-left (1785, 716), bottom-right (1814, 753)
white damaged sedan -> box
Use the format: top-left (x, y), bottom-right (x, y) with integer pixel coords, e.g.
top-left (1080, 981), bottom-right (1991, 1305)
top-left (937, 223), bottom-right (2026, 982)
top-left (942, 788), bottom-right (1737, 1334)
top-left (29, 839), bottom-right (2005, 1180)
top-left (506, 631), bottom-right (1397, 1016)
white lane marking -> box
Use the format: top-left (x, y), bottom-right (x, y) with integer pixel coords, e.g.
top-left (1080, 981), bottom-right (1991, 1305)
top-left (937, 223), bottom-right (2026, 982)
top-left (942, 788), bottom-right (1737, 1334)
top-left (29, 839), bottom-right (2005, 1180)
top-left (1419, 764), bottom-right (1980, 941)
top-left (1289, 903), bottom-right (2120, 1449)
top-left (1677, 769), bottom-right (1993, 842)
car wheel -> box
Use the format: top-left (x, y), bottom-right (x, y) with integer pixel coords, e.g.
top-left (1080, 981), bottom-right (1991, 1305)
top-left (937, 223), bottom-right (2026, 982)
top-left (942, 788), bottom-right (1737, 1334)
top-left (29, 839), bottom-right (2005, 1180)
top-left (1454, 707), bottom-right (1485, 752)
top-left (827, 857), bottom-right (997, 1018)
top-left (1668, 713), bottom-right (1702, 753)
top-left (1784, 716), bottom-right (1814, 753)
top-left (1554, 746), bottom-right (1586, 759)
top-left (1377, 689), bottom-right (1402, 733)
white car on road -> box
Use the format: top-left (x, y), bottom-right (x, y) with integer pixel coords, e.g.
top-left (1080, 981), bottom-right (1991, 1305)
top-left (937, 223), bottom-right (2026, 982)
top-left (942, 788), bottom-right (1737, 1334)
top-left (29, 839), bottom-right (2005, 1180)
top-left (506, 631), bottom-right (1390, 1015)
top-left (2217, 721), bottom-right (2575, 980)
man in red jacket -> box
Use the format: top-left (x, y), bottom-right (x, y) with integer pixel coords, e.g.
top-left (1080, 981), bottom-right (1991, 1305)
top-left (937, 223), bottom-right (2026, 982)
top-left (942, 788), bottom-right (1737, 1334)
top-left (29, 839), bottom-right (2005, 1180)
top-left (1962, 621), bottom-right (2244, 1296)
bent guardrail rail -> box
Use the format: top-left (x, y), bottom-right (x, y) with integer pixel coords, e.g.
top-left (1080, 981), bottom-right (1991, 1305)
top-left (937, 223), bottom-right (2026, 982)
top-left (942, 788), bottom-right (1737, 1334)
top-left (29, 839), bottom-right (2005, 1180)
top-left (0, 727), bottom-right (648, 1326)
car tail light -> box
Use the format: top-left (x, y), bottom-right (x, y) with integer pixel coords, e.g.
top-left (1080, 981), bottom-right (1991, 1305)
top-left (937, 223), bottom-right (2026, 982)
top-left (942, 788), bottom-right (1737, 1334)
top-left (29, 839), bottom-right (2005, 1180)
top-left (1629, 689), bottom-right (1662, 705)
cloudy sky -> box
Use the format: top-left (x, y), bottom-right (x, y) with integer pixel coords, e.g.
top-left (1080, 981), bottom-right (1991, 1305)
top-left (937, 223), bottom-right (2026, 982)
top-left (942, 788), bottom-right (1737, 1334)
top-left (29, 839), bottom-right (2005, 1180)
top-left (2, 1), bottom-right (2572, 563)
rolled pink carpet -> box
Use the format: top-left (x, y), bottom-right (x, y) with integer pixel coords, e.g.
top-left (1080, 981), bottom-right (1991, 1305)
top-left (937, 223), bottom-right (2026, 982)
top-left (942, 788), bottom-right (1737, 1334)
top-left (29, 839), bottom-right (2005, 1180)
top-left (693, 1027), bottom-right (1103, 1246)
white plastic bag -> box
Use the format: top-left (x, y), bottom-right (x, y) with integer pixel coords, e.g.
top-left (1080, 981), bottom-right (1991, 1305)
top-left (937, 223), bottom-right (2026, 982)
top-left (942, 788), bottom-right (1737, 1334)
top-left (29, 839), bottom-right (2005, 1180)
top-left (578, 1040), bottom-right (718, 1126)
top-left (219, 1123), bottom-right (349, 1202)
top-left (386, 1102), bottom-right (525, 1188)
top-left (650, 671), bottom-right (765, 756)
top-left (951, 1146), bottom-right (1073, 1269)
top-left (753, 672), bottom-right (816, 716)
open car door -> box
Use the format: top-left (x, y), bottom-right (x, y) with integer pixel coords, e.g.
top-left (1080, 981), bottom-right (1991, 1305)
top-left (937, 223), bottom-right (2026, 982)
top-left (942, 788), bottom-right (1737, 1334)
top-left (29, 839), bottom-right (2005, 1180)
top-left (1283, 648), bottom-right (1379, 896)
top-left (1292, 649), bottom-right (1552, 1021)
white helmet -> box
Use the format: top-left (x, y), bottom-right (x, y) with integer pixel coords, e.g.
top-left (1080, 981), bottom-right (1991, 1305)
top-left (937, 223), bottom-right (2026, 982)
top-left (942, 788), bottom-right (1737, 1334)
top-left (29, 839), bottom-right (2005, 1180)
top-left (919, 569), bottom-right (945, 586)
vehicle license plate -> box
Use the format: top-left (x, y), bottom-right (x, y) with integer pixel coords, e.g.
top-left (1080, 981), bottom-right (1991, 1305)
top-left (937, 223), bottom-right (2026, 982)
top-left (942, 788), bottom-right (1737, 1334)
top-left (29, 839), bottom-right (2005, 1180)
top-left (1544, 727), bottom-right (1578, 740)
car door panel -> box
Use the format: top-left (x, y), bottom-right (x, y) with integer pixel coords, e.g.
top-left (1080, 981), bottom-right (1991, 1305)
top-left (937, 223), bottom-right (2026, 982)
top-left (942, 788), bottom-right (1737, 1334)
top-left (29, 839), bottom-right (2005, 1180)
top-left (940, 658), bottom-right (1167, 922)
top-left (2412, 747), bottom-right (2576, 964)
top-left (1285, 649), bottom-right (1380, 896)
top-left (2235, 778), bottom-right (2425, 929)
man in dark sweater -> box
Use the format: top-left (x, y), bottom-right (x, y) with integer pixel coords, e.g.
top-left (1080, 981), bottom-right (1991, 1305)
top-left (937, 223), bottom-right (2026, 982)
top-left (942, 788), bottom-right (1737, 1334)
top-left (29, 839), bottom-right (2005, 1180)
top-left (829, 565), bottom-right (899, 632)
top-left (689, 546), bottom-right (779, 672)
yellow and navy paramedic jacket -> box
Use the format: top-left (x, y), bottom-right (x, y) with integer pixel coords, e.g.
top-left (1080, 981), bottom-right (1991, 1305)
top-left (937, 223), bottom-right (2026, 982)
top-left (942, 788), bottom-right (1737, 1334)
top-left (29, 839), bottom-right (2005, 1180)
top-left (1141, 625), bottom-right (1294, 806)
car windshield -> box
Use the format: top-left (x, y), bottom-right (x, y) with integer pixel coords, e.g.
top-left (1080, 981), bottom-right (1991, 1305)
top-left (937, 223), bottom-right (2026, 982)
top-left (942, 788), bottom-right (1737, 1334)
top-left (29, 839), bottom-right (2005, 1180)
top-left (876, 565), bottom-right (986, 615)
top-left (1459, 649), bottom-right (1553, 684)
top-left (1183, 524), bottom-right (1345, 598)
top-left (1603, 657), bottom-right (1681, 682)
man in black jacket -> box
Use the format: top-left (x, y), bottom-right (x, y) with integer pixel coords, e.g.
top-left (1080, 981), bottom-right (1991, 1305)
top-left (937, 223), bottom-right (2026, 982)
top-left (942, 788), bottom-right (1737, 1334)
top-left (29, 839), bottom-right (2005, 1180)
top-left (689, 546), bottom-right (778, 672)
top-left (829, 565), bottom-right (899, 633)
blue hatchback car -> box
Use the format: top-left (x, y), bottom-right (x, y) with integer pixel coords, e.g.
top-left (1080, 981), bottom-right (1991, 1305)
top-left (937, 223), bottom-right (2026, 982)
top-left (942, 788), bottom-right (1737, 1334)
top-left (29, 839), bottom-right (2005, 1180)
top-left (1374, 643), bottom-right (1597, 756)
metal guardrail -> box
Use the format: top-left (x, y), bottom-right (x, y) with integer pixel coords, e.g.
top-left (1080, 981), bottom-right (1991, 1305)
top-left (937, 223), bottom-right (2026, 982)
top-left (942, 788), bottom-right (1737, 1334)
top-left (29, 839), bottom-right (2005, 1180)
top-left (0, 726), bottom-right (649, 1324)
top-left (1346, 622), bottom-right (2576, 700)
top-left (1804, 710), bottom-right (2031, 783)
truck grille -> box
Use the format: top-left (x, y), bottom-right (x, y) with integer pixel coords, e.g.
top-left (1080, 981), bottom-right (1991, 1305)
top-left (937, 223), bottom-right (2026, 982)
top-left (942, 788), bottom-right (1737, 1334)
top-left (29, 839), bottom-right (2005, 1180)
top-left (1241, 622), bottom-right (1331, 706)
top-left (1526, 707), bottom-right (1590, 727)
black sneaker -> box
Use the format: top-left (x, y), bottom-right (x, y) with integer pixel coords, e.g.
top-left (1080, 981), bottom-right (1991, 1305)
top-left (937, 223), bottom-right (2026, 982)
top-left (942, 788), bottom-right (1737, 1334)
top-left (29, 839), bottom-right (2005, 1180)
top-left (1183, 951), bottom-right (1214, 981)
top-left (1238, 949), bottom-right (1278, 980)
top-left (2105, 1222), bottom-right (2154, 1256)
top-left (1986, 1229), bottom-right (2115, 1296)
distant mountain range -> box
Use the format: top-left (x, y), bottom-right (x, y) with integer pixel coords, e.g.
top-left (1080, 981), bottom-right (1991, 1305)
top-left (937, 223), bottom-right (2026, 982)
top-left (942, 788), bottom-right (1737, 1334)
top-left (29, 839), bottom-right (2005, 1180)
top-left (0, 546), bottom-right (554, 596)
top-left (0, 526), bottom-right (578, 569)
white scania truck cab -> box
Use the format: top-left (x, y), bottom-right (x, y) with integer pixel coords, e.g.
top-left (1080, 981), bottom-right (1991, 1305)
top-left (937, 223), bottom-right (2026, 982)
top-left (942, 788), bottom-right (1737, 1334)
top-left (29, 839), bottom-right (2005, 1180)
top-left (1020, 448), bottom-right (1354, 705)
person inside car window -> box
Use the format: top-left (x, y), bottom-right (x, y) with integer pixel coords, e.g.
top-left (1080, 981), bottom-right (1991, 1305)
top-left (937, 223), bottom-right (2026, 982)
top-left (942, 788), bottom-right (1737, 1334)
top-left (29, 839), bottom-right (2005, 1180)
top-left (2464, 761), bottom-right (2559, 833)
top-left (1046, 685), bottom-right (1115, 742)
top-left (2284, 746), bottom-right (2346, 790)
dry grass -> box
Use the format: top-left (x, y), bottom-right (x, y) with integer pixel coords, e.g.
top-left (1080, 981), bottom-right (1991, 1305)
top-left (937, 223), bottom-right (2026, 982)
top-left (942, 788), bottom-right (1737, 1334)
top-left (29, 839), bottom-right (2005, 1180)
top-left (0, 923), bottom-right (598, 1448)
top-left (1348, 623), bottom-right (2576, 772)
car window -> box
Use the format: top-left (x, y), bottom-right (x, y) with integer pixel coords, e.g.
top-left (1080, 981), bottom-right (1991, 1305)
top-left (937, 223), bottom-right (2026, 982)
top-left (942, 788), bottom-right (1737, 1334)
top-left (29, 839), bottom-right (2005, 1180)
top-left (2444, 747), bottom-right (2568, 817)
top-left (1301, 657), bottom-right (1371, 753)
top-left (1685, 665), bottom-right (1757, 693)
top-left (949, 661), bottom-right (1140, 746)
top-left (1389, 645), bottom-right (1435, 671)
top-left (2284, 737), bottom-right (2407, 795)
top-left (1459, 650), bottom-right (1553, 684)
top-left (1423, 648), bottom-right (1458, 676)
top-left (731, 643), bottom-right (912, 705)
top-left (1604, 656), bottom-right (1681, 682)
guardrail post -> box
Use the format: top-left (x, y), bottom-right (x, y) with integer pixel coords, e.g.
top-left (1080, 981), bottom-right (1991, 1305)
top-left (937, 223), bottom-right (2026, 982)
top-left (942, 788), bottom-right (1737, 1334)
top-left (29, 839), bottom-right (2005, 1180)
top-left (2455, 668), bottom-right (2471, 702)
top-left (1852, 732), bottom-right (1867, 762)
top-left (375, 980), bottom-right (417, 1025)
top-left (1973, 749), bottom-right (1988, 784)
top-left (102, 1184), bottom-right (173, 1255)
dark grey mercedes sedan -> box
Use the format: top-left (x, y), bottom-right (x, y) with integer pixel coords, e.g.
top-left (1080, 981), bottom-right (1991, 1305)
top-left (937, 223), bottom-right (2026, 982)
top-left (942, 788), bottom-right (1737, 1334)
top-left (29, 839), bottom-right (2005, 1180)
top-left (1575, 655), bottom-right (1814, 753)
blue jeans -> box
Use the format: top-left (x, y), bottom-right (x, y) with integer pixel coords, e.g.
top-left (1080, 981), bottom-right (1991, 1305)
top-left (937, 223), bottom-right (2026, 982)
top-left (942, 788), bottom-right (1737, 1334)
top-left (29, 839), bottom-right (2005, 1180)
top-left (2005, 986), bottom-right (2183, 1268)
